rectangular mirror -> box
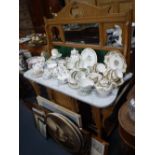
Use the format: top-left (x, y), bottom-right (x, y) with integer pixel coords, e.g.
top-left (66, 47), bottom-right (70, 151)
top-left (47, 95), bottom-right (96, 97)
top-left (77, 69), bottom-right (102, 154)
top-left (63, 23), bottom-right (99, 44)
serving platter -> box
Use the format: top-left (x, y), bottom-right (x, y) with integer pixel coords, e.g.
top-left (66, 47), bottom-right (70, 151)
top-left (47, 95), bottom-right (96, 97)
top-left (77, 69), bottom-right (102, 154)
top-left (81, 48), bottom-right (97, 68)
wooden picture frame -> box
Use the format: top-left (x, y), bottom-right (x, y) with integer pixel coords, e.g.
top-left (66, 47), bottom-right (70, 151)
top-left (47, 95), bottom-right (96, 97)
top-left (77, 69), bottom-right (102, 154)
top-left (32, 107), bottom-right (47, 138)
top-left (36, 96), bottom-right (82, 127)
top-left (90, 136), bottom-right (109, 155)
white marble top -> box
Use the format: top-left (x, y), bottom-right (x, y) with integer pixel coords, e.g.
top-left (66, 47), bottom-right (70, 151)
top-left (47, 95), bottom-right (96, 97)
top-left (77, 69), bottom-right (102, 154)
top-left (24, 70), bottom-right (119, 108)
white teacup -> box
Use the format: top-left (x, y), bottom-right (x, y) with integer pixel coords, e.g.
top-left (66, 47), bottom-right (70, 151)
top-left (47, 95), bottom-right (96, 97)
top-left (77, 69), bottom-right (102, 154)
top-left (106, 69), bottom-right (124, 87)
top-left (95, 80), bottom-right (113, 97)
top-left (51, 49), bottom-right (62, 59)
top-left (96, 63), bottom-right (106, 74)
top-left (51, 49), bottom-right (59, 56)
top-left (88, 72), bottom-right (102, 83)
top-left (112, 69), bottom-right (123, 80)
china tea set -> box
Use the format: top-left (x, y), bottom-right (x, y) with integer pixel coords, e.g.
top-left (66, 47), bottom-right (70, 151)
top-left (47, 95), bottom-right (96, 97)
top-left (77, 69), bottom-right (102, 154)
top-left (28, 48), bottom-right (127, 97)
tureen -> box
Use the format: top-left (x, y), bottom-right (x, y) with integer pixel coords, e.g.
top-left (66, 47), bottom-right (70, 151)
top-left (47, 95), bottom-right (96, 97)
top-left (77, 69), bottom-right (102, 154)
top-left (104, 51), bottom-right (127, 73)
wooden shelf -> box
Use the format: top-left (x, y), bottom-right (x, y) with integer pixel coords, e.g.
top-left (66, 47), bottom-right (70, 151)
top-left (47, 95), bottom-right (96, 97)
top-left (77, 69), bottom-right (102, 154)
top-left (52, 41), bottom-right (123, 51)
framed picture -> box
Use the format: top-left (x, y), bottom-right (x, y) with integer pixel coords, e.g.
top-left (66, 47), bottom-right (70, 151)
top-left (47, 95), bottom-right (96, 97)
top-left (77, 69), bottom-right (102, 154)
top-left (36, 96), bottom-right (82, 128)
top-left (90, 136), bottom-right (109, 155)
top-left (32, 107), bottom-right (47, 138)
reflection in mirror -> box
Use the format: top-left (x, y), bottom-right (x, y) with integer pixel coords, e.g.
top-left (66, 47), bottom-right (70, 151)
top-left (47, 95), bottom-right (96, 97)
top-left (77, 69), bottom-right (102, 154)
top-left (105, 25), bottom-right (123, 47)
top-left (63, 23), bottom-right (99, 44)
top-left (51, 26), bottom-right (61, 41)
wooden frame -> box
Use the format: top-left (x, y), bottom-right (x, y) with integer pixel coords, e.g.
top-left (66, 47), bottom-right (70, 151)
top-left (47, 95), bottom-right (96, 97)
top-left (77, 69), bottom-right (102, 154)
top-left (65, 0), bottom-right (135, 21)
top-left (32, 107), bottom-right (47, 138)
top-left (44, 1), bottom-right (132, 69)
top-left (36, 96), bottom-right (82, 127)
top-left (90, 136), bottom-right (109, 155)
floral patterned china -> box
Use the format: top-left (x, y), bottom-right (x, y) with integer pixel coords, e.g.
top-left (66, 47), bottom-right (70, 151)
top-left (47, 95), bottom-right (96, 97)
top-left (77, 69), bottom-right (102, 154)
top-left (42, 69), bottom-right (52, 80)
top-left (106, 69), bottom-right (124, 87)
top-left (95, 63), bottom-right (107, 74)
top-left (58, 59), bottom-right (66, 67)
top-left (26, 56), bottom-right (45, 69)
top-left (81, 48), bottom-right (97, 68)
top-left (74, 71), bottom-right (87, 82)
top-left (68, 70), bottom-right (79, 89)
top-left (104, 51), bottom-right (127, 73)
top-left (95, 78), bottom-right (113, 97)
top-left (57, 66), bottom-right (70, 84)
top-left (88, 72), bottom-right (102, 83)
top-left (32, 62), bottom-right (44, 77)
top-left (26, 48), bottom-right (128, 98)
top-left (66, 49), bottom-right (80, 69)
top-left (78, 78), bottom-right (94, 96)
top-left (46, 60), bottom-right (57, 69)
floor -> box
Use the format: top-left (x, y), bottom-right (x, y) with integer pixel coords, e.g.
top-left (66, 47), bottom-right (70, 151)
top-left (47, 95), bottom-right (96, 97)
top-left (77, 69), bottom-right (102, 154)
top-left (20, 100), bottom-right (72, 155)
top-left (19, 99), bottom-right (124, 155)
